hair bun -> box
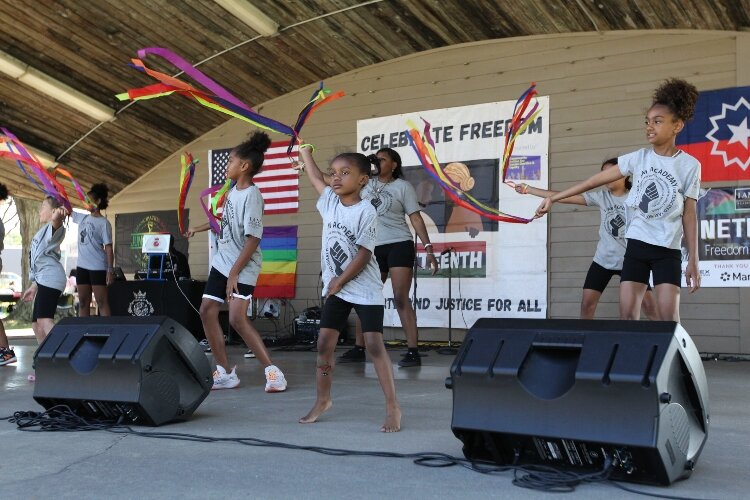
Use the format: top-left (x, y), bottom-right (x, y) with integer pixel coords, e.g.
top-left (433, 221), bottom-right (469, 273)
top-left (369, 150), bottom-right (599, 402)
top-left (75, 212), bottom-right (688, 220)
top-left (652, 78), bottom-right (698, 122)
top-left (246, 131), bottom-right (271, 154)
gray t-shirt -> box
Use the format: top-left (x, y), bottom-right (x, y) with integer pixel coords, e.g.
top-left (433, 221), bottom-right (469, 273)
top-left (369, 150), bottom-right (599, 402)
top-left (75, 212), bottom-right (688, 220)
top-left (316, 187), bottom-right (383, 305)
top-left (211, 185), bottom-right (264, 286)
top-left (30, 222), bottom-right (66, 291)
top-left (582, 190), bottom-right (628, 270)
top-left (72, 211), bottom-right (112, 271)
top-left (619, 148), bottom-right (701, 250)
top-left (361, 178), bottom-right (421, 245)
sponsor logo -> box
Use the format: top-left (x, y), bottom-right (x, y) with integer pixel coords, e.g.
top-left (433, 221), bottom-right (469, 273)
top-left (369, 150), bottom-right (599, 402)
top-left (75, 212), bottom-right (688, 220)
top-left (127, 290), bottom-right (154, 316)
top-left (736, 187), bottom-right (750, 211)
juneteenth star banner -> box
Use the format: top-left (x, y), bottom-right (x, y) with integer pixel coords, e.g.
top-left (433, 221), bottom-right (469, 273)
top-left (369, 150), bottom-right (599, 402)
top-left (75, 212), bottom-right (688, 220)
top-left (255, 225), bottom-right (298, 298)
top-left (677, 85), bottom-right (750, 182)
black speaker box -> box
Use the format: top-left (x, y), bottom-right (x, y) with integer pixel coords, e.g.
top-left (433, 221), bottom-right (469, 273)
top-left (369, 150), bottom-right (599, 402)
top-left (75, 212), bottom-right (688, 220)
top-left (446, 319), bottom-right (709, 486)
top-left (33, 316), bottom-right (213, 426)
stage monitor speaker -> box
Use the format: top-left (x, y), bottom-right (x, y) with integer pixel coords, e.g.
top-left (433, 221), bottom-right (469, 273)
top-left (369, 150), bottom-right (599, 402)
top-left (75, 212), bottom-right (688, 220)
top-left (34, 316), bottom-right (213, 426)
top-left (446, 319), bottom-right (709, 486)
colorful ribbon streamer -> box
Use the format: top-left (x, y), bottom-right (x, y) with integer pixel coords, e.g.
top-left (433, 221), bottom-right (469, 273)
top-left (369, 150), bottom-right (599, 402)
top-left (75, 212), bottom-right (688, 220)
top-left (288, 82), bottom-right (344, 155)
top-left (406, 119), bottom-right (532, 224)
top-left (200, 180), bottom-right (233, 234)
top-left (0, 129), bottom-right (71, 210)
top-left (501, 83), bottom-right (542, 185)
top-left (117, 48), bottom-right (295, 136)
top-left (178, 152), bottom-right (198, 235)
top-left (118, 49), bottom-right (344, 150)
top-left (53, 167), bottom-right (94, 210)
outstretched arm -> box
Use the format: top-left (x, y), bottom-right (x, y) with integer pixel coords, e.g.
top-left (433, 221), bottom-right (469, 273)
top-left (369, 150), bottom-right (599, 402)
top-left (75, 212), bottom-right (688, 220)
top-left (185, 222), bottom-right (211, 237)
top-left (514, 184), bottom-right (586, 206)
top-left (297, 145), bottom-right (328, 195)
top-left (536, 168), bottom-right (624, 216)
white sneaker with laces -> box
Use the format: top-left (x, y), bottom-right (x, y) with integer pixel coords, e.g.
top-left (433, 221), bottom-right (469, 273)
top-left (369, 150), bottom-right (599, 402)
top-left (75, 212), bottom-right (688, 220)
top-left (212, 365), bottom-right (240, 390)
top-left (264, 365), bottom-right (287, 393)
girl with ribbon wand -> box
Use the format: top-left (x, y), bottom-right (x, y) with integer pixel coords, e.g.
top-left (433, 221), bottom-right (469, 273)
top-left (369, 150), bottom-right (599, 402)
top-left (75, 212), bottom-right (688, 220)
top-left (516, 159), bottom-right (659, 320)
top-left (535, 79), bottom-right (701, 322)
top-left (338, 147), bottom-right (439, 368)
top-left (22, 196), bottom-right (69, 346)
top-left (295, 143), bottom-right (402, 432)
top-left (186, 132), bottom-right (288, 392)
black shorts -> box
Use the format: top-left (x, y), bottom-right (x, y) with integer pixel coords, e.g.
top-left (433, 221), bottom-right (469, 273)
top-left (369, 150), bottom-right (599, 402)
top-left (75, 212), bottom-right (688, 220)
top-left (76, 267), bottom-right (107, 286)
top-left (202, 267), bottom-right (255, 303)
top-left (621, 239), bottom-right (682, 287)
top-left (33, 284), bottom-right (62, 321)
top-left (583, 261), bottom-right (621, 293)
top-left (320, 295), bottom-right (384, 334)
top-left (374, 240), bottom-right (415, 274)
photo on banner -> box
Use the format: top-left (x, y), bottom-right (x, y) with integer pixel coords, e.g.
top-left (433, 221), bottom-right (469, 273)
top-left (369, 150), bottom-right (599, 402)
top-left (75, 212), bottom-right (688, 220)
top-left (357, 98), bottom-right (550, 328)
top-left (682, 187), bottom-right (750, 287)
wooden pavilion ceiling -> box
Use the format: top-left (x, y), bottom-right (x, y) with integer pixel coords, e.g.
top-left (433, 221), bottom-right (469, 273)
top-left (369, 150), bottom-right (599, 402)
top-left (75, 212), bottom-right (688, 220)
top-left (1, 0), bottom-right (749, 202)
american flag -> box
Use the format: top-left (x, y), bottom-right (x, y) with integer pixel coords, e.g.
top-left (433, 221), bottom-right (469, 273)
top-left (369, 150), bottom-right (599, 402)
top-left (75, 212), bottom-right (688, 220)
top-left (208, 141), bottom-right (299, 215)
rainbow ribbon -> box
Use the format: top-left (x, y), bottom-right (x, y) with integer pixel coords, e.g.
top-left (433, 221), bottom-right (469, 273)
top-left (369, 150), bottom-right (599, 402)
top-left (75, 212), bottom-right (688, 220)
top-left (53, 167), bottom-right (94, 210)
top-left (288, 82), bottom-right (344, 155)
top-left (116, 48), bottom-right (295, 136)
top-left (501, 83), bottom-right (542, 185)
top-left (406, 118), bottom-right (531, 224)
top-left (200, 180), bottom-right (234, 234)
top-left (0, 128), bottom-right (71, 211)
top-left (178, 152), bottom-right (198, 235)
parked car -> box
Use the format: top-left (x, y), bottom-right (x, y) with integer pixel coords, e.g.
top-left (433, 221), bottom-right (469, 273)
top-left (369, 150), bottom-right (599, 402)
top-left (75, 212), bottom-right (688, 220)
top-left (0, 271), bottom-right (22, 303)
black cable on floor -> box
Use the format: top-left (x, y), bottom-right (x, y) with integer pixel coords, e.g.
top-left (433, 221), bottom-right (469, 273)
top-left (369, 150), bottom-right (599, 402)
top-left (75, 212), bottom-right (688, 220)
top-left (2, 405), bottom-right (708, 499)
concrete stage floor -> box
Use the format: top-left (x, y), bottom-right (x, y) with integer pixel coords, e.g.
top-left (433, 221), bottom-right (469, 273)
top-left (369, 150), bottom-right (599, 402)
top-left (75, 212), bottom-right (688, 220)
top-left (0, 338), bottom-right (746, 499)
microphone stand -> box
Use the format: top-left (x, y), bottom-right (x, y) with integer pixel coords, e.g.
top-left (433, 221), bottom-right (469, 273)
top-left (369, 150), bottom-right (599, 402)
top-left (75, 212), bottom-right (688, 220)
top-left (438, 247), bottom-right (457, 355)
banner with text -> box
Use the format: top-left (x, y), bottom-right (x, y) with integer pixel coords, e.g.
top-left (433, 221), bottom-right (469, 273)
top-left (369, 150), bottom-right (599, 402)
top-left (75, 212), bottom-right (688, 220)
top-left (683, 187), bottom-right (750, 286)
top-left (357, 98), bottom-right (549, 327)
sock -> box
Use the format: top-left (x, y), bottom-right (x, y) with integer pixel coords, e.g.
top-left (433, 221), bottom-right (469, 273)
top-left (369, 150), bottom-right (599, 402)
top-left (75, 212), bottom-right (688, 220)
top-left (355, 345), bottom-right (365, 351)
top-left (407, 347), bottom-right (419, 355)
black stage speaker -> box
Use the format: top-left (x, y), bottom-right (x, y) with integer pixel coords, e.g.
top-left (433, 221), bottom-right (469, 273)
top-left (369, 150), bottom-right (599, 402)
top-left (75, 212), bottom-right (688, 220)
top-left (34, 316), bottom-right (212, 426)
top-left (446, 319), bottom-right (709, 486)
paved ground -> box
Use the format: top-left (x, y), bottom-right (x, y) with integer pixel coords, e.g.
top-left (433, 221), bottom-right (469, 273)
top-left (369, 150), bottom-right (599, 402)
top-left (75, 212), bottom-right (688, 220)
top-left (0, 335), bottom-right (746, 499)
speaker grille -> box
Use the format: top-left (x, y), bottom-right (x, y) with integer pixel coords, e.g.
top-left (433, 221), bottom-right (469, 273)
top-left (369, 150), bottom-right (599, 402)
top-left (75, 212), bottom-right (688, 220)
top-left (667, 403), bottom-right (690, 456)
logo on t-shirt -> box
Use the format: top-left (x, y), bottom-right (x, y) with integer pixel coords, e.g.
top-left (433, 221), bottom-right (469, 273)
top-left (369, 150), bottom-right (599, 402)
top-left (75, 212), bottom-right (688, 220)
top-left (370, 191), bottom-right (393, 215)
top-left (80, 225), bottom-right (88, 244)
top-left (324, 222), bottom-right (357, 276)
top-left (633, 168), bottom-right (678, 218)
top-left (608, 214), bottom-right (625, 238)
top-left (220, 199), bottom-right (234, 241)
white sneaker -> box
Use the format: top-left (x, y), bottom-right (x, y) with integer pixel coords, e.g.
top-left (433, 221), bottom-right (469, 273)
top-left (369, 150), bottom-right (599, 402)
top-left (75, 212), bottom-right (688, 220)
top-left (264, 365), bottom-right (287, 393)
top-left (244, 350), bottom-right (256, 359)
top-left (212, 365), bottom-right (240, 390)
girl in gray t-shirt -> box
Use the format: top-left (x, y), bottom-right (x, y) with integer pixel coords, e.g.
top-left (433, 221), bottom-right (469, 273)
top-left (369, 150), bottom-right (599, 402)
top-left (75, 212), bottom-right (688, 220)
top-left (296, 145), bottom-right (401, 433)
top-left (73, 183), bottom-right (114, 317)
top-left (187, 132), bottom-right (287, 393)
top-left (21, 196), bottom-right (68, 343)
top-left (535, 79), bottom-right (701, 322)
top-left (341, 147), bottom-right (439, 368)
top-left (517, 159), bottom-right (658, 320)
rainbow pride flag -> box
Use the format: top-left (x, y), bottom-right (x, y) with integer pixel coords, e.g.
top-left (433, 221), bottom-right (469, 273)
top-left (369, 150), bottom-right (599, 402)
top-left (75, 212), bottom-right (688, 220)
top-left (255, 226), bottom-right (297, 298)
